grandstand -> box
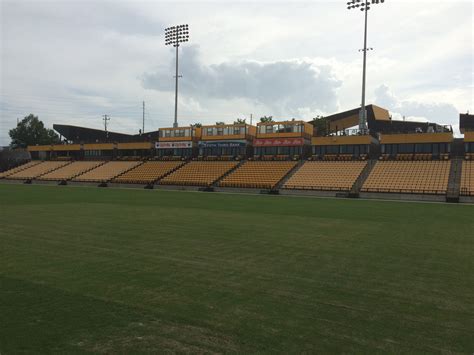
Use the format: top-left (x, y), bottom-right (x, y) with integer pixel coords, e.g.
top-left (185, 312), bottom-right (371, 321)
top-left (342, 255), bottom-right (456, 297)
top-left (112, 161), bottom-right (184, 184)
top-left (283, 161), bottom-right (367, 191)
top-left (160, 161), bottom-right (238, 186)
top-left (0, 161), bottom-right (41, 178)
top-left (361, 160), bottom-right (451, 195)
top-left (219, 161), bottom-right (297, 189)
top-left (7, 161), bottom-right (71, 180)
top-left (38, 161), bottom-right (105, 181)
top-left (3, 107), bottom-right (472, 202)
top-left (156, 126), bottom-right (201, 159)
top-left (72, 161), bottom-right (142, 183)
top-left (460, 160), bottom-right (474, 196)
top-left (199, 123), bottom-right (255, 159)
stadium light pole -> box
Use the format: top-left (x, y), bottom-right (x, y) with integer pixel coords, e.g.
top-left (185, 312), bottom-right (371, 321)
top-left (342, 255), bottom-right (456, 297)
top-left (347, 0), bottom-right (385, 134)
top-left (165, 24), bottom-right (189, 128)
top-left (102, 114), bottom-right (110, 141)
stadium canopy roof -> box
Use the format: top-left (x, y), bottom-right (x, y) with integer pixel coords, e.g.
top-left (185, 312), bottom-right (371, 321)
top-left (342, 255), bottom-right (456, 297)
top-left (53, 124), bottom-right (159, 143)
top-left (314, 104), bottom-right (449, 135)
top-left (322, 104), bottom-right (390, 127)
top-left (370, 119), bottom-right (451, 135)
top-left (459, 113), bottom-right (474, 134)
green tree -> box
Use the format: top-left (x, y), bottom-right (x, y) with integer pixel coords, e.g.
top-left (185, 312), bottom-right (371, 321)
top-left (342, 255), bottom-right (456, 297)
top-left (191, 123), bottom-right (202, 128)
top-left (311, 115), bottom-right (329, 136)
top-left (260, 116), bottom-right (274, 123)
top-left (234, 118), bottom-right (246, 124)
top-left (215, 121), bottom-right (225, 125)
top-left (9, 114), bottom-right (60, 148)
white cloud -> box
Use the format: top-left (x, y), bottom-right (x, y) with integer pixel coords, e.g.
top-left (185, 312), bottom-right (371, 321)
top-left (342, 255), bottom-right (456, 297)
top-left (374, 84), bottom-right (460, 133)
top-left (0, 0), bottom-right (472, 145)
top-left (142, 45), bottom-right (342, 117)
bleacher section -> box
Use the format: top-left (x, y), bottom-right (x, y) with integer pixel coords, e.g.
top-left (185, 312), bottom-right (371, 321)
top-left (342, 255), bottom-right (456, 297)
top-left (460, 161), bottom-right (474, 196)
top-left (1, 158), bottom-right (467, 201)
top-left (219, 161), bottom-right (297, 189)
top-left (72, 161), bottom-right (142, 183)
top-left (160, 161), bottom-right (238, 186)
top-left (112, 161), bottom-right (184, 184)
top-left (7, 161), bottom-right (71, 180)
top-left (283, 161), bottom-right (366, 191)
top-left (38, 161), bottom-right (105, 181)
top-left (361, 161), bottom-right (451, 195)
top-left (0, 161), bottom-right (41, 178)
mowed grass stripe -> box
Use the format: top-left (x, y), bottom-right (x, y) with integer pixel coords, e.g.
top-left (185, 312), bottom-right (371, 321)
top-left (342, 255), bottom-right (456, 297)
top-left (1, 184), bottom-right (473, 353)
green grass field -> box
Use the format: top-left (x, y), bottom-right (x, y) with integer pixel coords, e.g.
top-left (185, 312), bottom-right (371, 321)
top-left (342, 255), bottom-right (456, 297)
top-left (1, 184), bottom-right (473, 353)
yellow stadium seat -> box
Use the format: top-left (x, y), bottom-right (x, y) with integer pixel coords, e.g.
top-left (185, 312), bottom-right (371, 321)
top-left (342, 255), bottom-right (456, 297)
top-left (361, 161), bottom-right (451, 195)
top-left (112, 161), bottom-right (185, 184)
top-left (460, 161), bottom-right (474, 196)
top-left (0, 161), bottom-right (42, 179)
top-left (38, 161), bottom-right (105, 181)
top-left (72, 161), bottom-right (142, 183)
top-left (160, 161), bottom-right (238, 186)
top-left (219, 161), bottom-right (297, 189)
top-left (283, 161), bottom-right (367, 191)
top-left (7, 161), bottom-right (71, 180)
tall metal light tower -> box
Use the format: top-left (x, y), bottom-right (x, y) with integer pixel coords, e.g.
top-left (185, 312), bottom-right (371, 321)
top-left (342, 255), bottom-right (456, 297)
top-left (102, 114), bottom-right (110, 141)
top-left (165, 24), bottom-right (189, 128)
top-left (347, 0), bottom-right (385, 134)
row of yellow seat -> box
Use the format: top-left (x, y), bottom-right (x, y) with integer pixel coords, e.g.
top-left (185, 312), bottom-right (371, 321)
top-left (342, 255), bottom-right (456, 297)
top-left (362, 161), bottom-right (451, 195)
top-left (0, 160), bottom-right (457, 195)
top-left (38, 161), bottom-right (105, 181)
top-left (460, 161), bottom-right (474, 196)
top-left (72, 161), bottom-right (142, 183)
top-left (113, 161), bottom-right (184, 184)
top-left (7, 161), bottom-right (71, 180)
top-left (219, 161), bottom-right (297, 189)
top-left (0, 161), bottom-right (42, 178)
top-left (160, 161), bottom-right (238, 186)
top-left (283, 161), bottom-right (366, 191)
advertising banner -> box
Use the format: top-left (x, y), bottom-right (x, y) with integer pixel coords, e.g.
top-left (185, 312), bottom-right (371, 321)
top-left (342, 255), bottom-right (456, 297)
top-left (199, 141), bottom-right (247, 148)
top-left (254, 138), bottom-right (304, 147)
top-left (155, 141), bottom-right (192, 149)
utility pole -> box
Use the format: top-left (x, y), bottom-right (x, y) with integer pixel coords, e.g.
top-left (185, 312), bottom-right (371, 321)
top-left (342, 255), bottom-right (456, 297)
top-left (250, 114), bottom-right (253, 126)
top-left (142, 101), bottom-right (145, 134)
top-left (102, 114), bottom-right (111, 141)
top-left (347, 0), bottom-right (386, 134)
top-left (165, 24), bottom-right (190, 128)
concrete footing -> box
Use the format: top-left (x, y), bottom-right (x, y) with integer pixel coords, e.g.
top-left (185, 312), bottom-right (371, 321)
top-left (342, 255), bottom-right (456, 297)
top-left (1, 179), bottom-right (472, 204)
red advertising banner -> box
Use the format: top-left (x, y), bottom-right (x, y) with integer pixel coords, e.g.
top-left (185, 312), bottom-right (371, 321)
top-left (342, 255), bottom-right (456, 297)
top-left (254, 138), bottom-right (304, 147)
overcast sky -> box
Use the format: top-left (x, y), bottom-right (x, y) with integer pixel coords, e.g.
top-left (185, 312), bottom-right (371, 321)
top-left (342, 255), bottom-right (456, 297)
top-left (0, 0), bottom-right (472, 144)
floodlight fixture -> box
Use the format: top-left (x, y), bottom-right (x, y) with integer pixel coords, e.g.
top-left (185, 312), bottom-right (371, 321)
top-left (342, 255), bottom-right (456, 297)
top-left (164, 24), bottom-right (190, 128)
top-left (347, 0), bottom-right (386, 133)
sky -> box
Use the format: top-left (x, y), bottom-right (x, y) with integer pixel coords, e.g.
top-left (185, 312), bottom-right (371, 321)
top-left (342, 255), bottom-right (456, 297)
top-left (0, 0), bottom-right (472, 145)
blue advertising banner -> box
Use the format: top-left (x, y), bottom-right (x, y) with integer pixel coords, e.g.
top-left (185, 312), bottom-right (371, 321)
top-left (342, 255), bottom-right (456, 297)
top-left (199, 141), bottom-right (247, 148)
